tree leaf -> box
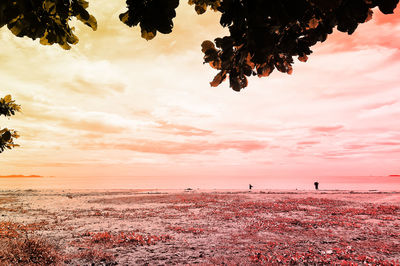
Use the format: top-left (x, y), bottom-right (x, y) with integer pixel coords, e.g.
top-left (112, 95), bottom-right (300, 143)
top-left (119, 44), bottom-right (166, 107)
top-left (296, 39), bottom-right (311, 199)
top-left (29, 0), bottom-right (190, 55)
top-left (3, 95), bottom-right (11, 103)
top-left (141, 29), bottom-right (156, 40)
top-left (84, 15), bottom-right (98, 31)
top-left (201, 40), bottom-right (215, 53)
top-left (210, 71), bottom-right (226, 87)
top-left (1, 131), bottom-right (11, 142)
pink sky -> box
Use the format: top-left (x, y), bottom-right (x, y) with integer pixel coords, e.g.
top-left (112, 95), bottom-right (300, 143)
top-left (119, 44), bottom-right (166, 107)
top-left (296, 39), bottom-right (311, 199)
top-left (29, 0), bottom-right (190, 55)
top-left (1, 3), bottom-right (400, 189)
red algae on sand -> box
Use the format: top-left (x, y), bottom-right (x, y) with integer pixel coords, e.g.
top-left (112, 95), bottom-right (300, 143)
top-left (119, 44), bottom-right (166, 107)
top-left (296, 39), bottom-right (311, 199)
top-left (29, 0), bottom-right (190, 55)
top-left (0, 189), bottom-right (399, 264)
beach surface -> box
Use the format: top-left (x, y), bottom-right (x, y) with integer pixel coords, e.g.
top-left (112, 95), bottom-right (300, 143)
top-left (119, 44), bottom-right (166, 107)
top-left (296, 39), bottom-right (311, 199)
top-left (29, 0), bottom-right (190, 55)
top-left (1, 189), bottom-right (400, 264)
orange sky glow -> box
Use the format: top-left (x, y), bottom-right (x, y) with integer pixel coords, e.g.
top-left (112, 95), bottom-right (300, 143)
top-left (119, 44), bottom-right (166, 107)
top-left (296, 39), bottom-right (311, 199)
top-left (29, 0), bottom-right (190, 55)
top-left (1, 2), bottom-right (400, 190)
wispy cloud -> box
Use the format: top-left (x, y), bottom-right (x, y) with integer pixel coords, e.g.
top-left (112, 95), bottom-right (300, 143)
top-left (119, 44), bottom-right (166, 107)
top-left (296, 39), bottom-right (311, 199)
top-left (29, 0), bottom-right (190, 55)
top-left (363, 100), bottom-right (397, 110)
top-left (0, 175), bottom-right (43, 178)
top-left (155, 120), bottom-right (213, 136)
top-left (311, 126), bottom-right (344, 132)
top-left (297, 141), bottom-right (320, 146)
top-left (63, 76), bottom-right (125, 96)
top-left (81, 139), bottom-right (267, 154)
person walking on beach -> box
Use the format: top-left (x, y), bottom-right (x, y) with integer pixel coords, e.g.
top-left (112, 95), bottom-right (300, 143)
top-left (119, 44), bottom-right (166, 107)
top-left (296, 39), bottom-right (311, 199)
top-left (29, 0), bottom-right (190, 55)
top-left (314, 181), bottom-right (319, 190)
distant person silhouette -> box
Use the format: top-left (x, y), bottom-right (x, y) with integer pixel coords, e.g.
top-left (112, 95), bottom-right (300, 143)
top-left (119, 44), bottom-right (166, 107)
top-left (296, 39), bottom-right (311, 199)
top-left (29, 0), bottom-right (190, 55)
top-left (314, 181), bottom-right (319, 190)
top-left (249, 184), bottom-right (253, 190)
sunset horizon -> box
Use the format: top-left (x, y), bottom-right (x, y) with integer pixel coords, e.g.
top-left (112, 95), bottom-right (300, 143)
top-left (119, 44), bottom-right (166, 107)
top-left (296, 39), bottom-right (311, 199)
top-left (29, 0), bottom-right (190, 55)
top-left (1, 1), bottom-right (400, 264)
top-left (2, 2), bottom-right (400, 190)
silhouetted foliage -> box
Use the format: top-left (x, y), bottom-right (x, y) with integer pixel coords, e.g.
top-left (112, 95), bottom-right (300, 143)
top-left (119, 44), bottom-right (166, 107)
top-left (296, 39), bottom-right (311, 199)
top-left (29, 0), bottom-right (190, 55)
top-left (1, 0), bottom-right (399, 90)
top-left (200, 0), bottom-right (399, 91)
top-left (0, 0), bottom-right (97, 50)
top-left (0, 95), bottom-right (21, 153)
top-left (119, 0), bottom-right (179, 40)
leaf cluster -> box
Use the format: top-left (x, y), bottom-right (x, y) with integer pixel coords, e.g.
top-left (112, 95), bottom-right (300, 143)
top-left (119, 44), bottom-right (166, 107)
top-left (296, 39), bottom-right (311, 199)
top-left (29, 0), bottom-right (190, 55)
top-left (188, 0), bottom-right (221, 15)
top-left (1, 0), bottom-right (399, 90)
top-left (0, 94), bottom-right (21, 116)
top-left (201, 0), bottom-right (399, 91)
top-left (0, 95), bottom-right (21, 153)
top-left (119, 0), bottom-right (179, 40)
top-left (0, 0), bottom-right (97, 50)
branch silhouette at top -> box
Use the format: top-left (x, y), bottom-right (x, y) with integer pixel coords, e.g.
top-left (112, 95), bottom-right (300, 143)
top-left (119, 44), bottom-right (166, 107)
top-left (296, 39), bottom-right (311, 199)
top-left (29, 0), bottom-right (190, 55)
top-left (0, 0), bottom-right (398, 91)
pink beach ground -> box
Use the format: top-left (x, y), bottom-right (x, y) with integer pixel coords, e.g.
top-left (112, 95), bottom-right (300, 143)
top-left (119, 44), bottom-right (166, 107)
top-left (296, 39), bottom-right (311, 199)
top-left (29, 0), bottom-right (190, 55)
top-left (1, 189), bottom-right (400, 264)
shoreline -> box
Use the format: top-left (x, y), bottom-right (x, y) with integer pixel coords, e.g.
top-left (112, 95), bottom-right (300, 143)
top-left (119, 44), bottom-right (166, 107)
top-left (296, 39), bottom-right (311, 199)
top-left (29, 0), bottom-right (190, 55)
top-left (1, 188), bottom-right (400, 194)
